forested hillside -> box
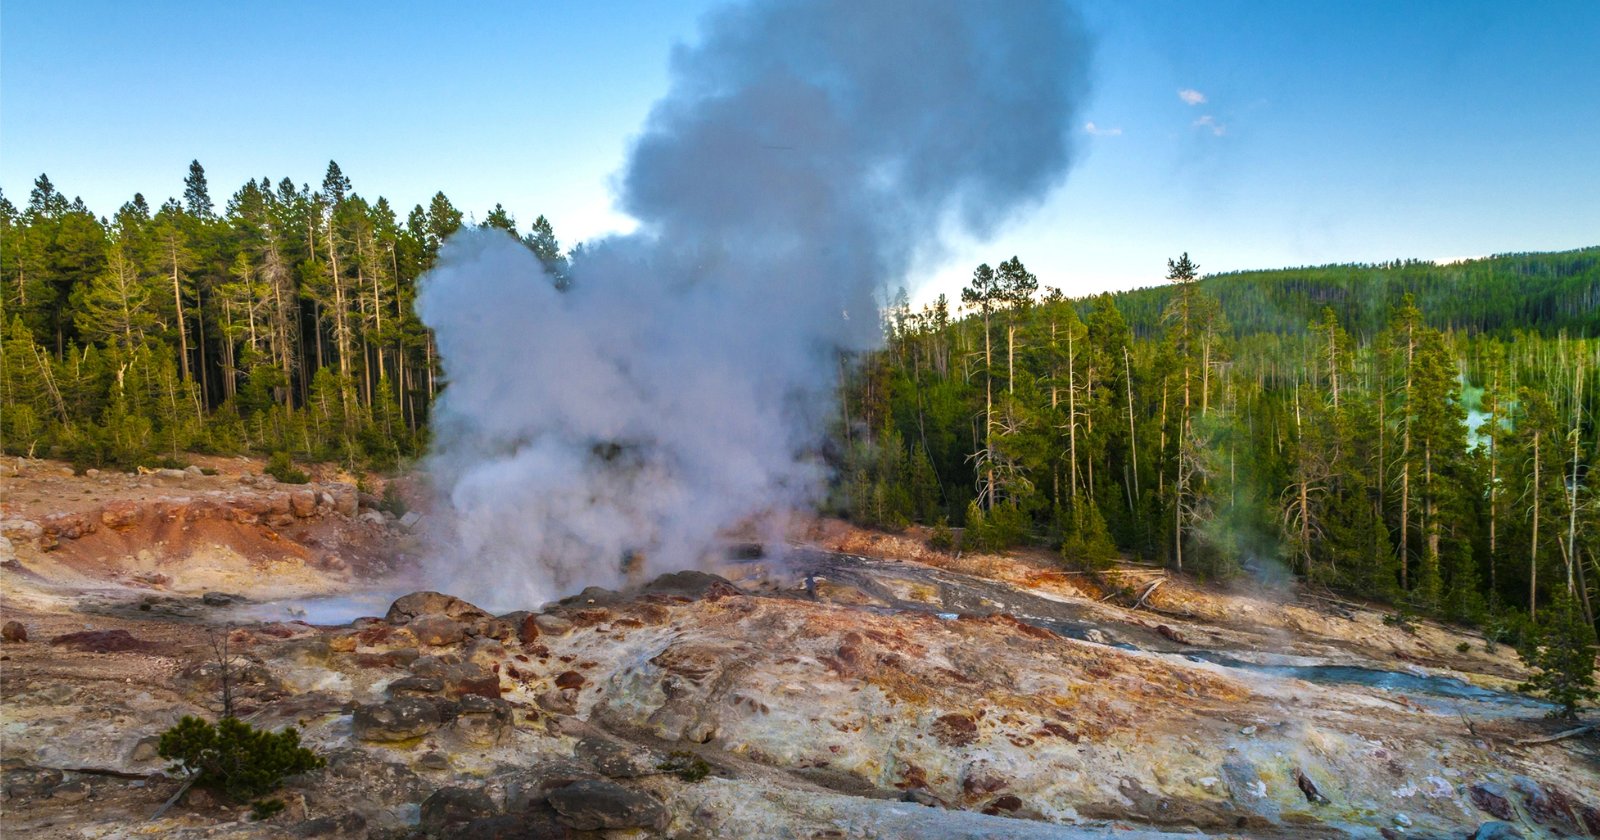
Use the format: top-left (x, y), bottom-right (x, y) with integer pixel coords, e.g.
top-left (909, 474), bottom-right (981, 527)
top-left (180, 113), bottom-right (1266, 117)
top-left (1, 162), bottom-right (566, 470)
top-left (838, 252), bottom-right (1599, 650)
top-left (3, 163), bottom-right (1597, 651)
top-left (1105, 248), bottom-right (1600, 338)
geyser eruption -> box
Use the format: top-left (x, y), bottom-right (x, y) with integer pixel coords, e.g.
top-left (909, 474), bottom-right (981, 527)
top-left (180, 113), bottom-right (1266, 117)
top-left (416, 0), bottom-right (1092, 610)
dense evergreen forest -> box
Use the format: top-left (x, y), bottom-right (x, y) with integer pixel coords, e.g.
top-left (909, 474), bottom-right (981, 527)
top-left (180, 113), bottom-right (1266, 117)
top-left (2, 162), bottom-right (1597, 666)
top-left (0, 162), bottom-right (567, 470)
top-left (837, 250), bottom-right (1599, 663)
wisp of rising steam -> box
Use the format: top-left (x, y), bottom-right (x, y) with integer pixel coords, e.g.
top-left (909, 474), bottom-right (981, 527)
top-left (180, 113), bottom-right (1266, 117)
top-left (415, 0), bottom-right (1092, 611)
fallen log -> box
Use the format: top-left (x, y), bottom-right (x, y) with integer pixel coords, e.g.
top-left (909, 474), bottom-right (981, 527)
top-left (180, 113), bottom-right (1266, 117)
top-left (1133, 579), bottom-right (1165, 610)
top-left (1514, 724), bottom-right (1595, 746)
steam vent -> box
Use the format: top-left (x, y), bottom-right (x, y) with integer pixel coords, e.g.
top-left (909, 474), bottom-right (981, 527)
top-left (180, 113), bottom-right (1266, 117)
top-left (3, 0), bottom-right (1598, 837)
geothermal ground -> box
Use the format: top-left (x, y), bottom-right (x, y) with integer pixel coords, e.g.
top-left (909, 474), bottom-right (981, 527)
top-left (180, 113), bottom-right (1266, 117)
top-left (2, 458), bottom-right (1597, 839)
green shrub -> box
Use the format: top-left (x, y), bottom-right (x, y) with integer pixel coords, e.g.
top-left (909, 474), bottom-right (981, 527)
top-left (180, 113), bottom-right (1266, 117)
top-left (1518, 593), bottom-right (1598, 720)
top-left (158, 716), bottom-right (324, 802)
top-left (927, 518), bottom-right (955, 552)
top-left (378, 482), bottom-right (408, 517)
top-left (264, 452), bottom-right (309, 485)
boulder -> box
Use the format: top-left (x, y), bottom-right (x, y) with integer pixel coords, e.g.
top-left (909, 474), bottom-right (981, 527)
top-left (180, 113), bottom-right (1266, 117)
top-left (1, 621), bottom-right (26, 643)
top-left (0, 519), bottom-right (43, 543)
top-left (410, 615), bottom-right (468, 648)
top-left (386, 591), bottom-right (491, 625)
top-left (290, 490), bottom-right (318, 517)
top-left (451, 694), bottom-right (512, 745)
top-left (1471, 822), bottom-right (1525, 840)
top-left (574, 736), bottom-right (658, 779)
top-left (641, 570), bottom-right (741, 601)
top-left (399, 511), bottom-right (424, 531)
top-left (533, 614), bottom-right (574, 637)
top-left (546, 779), bottom-right (668, 831)
top-left (352, 696), bottom-right (444, 743)
top-left (155, 468), bottom-right (188, 481)
top-left (420, 787), bottom-right (497, 835)
top-left (503, 759), bottom-right (603, 813)
top-left (329, 484), bottom-right (359, 516)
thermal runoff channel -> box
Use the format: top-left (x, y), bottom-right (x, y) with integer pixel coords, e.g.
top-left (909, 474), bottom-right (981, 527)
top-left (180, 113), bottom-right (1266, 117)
top-left (415, 0), bottom-right (1092, 609)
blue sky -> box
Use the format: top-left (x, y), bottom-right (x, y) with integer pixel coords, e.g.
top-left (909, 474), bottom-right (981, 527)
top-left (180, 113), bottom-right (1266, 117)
top-left (4, 1), bottom-right (1597, 302)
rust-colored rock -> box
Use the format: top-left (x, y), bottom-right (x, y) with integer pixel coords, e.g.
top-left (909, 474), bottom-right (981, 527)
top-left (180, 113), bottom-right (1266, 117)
top-left (2, 620), bottom-right (27, 643)
top-left (554, 670), bottom-right (586, 690)
top-left (99, 500), bottom-right (141, 529)
top-left (290, 489), bottom-right (318, 517)
top-left (932, 713), bottom-right (978, 747)
top-left (50, 629), bottom-right (155, 653)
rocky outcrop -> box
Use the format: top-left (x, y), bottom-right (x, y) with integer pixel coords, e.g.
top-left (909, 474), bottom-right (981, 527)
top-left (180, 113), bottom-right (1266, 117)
top-left (546, 779), bottom-right (668, 831)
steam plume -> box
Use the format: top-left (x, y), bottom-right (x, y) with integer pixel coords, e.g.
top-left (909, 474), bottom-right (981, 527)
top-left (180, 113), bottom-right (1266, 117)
top-left (416, 0), bottom-right (1092, 610)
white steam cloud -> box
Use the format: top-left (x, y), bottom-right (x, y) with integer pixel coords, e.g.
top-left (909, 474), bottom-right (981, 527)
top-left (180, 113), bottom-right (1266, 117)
top-left (415, 0), bottom-right (1092, 611)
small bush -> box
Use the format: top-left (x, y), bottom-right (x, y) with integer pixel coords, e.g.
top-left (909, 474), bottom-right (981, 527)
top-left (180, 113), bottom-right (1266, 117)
top-left (927, 518), bottom-right (955, 552)
top-left (158, 716), bottom-right (324, 802)
top-left (250, 798), bottom-right (286, 821)
top-left (264, 452), bottom-right (309, 485)
top-left (379, 482), bottom-right (408, 517)
top-left (658, 750), bottom-right (710, 782)
top-left (1455, 642), bottom-right (1471, 654)
top-left (1518, 593), bottom-right (1598, 720)
top-left (200, 467), bottom-right (219, 476)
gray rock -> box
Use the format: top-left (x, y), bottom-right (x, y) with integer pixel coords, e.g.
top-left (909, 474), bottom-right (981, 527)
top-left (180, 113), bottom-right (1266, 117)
top-left (1472, 822), bottom-right (1525, 840)
top-left (184, 465), bottom-right (204, 476)
top-left (129, 735), bottom-right (161, 762)
top-left (574, 736), bottom-right (658, 779)
top-left (201, 591), bottom-right (240, 607)
top-left (420, 787), bottom-right (497, 835)
top-left (502, 759), bottom-right (602, 814)
top-left (546, 779), bottom-right (668, 831)
top-left (533, 614), bottom-right (574, 637)
top-left (50, 780), bottom-right (90, 803)
top-left (399, 510), bottom-right (424, 531)
top-left (386, 676), bottom-right (445, 697)
top-left (451, 695), bottom-right (512, 745)
top-left (291, 812), bottom-right (368, 838)
top-left (2, 765), bottom-right (63, 799)
top-left (84, 469), bottom-right (100, 479)
top-left (156, 468), bottom-right (188, 481)
top-left (359, 510), bottom-right (386, 525)
top-left (417, 752), bottom-right (451, 771)
top-left (352, 696), bottom-right (444, 743)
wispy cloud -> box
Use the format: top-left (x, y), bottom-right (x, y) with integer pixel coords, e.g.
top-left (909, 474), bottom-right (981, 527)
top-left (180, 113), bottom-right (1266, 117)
top-left (1084, 121), bottom-right (1122, 137)
top-left (1178, 88), bottom-right (1207, 106)
top-left (1193, 115), bottom-right (1226, 136)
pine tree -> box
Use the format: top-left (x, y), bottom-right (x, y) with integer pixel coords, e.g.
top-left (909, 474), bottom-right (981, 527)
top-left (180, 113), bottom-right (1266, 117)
top-left (184, 160), bottom-right (214, 218)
